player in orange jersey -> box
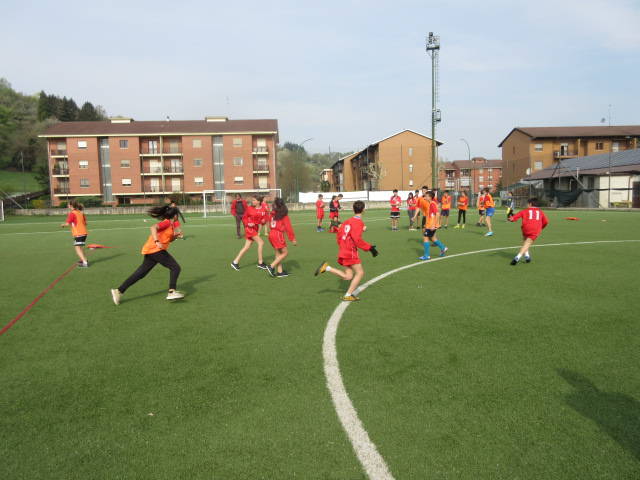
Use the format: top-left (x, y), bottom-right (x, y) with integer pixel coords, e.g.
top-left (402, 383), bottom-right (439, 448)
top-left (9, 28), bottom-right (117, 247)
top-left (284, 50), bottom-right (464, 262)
top-left (454, 191), bottom-right (468, 228)
top-left (314, 200), bottom-right (378, 301)
top-left (61, 200), bottom-right (89, 267)
top-left (440, 190), bottom-right (452, 228)
top-left (476, 191), bottom-right (486, 226)
top-left (231, 195), bottom-right (269, 270)
top-left (418, 191), bottom-right (448, 261)
top-left (482, 188), bottom-right (496, 236)
top-left (266, 198), bottom-right (297, 277)
top-left (111, 205), bottom-right (185, 305)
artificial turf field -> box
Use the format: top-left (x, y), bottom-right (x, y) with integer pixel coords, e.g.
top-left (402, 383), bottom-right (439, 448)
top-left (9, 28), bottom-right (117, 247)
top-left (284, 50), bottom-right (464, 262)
top-left (0, 208), bottom-right (639, 479)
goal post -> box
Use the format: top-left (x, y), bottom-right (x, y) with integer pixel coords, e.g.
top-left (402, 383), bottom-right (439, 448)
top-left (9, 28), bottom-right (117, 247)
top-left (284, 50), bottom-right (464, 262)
top-left (0, 200), bottom-right (4, 222)
top-left (202, 188), bottom-right (282, 217)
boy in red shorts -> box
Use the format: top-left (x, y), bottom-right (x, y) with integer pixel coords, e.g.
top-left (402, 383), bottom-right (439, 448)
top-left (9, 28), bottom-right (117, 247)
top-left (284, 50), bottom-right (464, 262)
top-left (509, 197), bottom-right (548, 265)
top-left (315, 194), bottom-right (325, 232)
top-left (314, 200), bottom-right (378, 301)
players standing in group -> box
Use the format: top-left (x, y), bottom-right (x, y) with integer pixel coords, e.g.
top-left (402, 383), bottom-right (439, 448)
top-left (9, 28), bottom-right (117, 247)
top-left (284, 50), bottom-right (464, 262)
top-left (483, 188), bottom-right (496, 236)
top-left (407, 192), bottom-right (418, 230)
top-left (315, 200), bottom-right (378, 301)
top-left (454, 191), bottom-right (468, 228)
top-left (440, 190), bottom-right (452, 228)
top-left (231, 195), bottom-right (268, 271)
top-left (505, 191), bottom-right (515, 220)
top-left (390, 189), bottom-right (402, 231)
top-left (315, 194), bottom-right (325, 232)
top-left (266, 198), bottom-right (297, 278)
top-left (476, 190), bottom-right (486, 227)
top-left (509, 197), bottom-right (548, 265)
top-left (230, 193), bottom-right (248, 239)
top-left (415, 191), bottom-right (448, 261)
top-left (61, 200), bottom-right (89, 268)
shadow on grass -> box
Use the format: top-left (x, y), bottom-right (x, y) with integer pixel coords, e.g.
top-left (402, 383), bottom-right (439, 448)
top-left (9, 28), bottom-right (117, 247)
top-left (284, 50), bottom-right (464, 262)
top-left (88, 253), bottom-right (125, 265)
top-left (558, 368), bottom-right (640, 461)
top-left (124, 274), bottom-right (215, 303)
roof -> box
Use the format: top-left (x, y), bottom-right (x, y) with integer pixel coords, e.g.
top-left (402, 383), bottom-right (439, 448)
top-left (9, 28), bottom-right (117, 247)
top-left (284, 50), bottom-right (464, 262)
top-left (498, 125), bottom-right (640, 147)
top-left (40, 119), bottom-right (279, 137)
top-left (366, 129), bottom-right (443, 147)
top-left (442, 158), bottom-right (502, 169)
top-left (524, 148), bottom-right (640, 180)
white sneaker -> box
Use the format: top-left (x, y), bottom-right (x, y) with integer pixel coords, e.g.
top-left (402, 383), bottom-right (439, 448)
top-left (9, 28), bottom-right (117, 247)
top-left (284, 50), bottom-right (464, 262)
top-left (166, 290), bottom-right (185, 300)
top-left (111, 288), bottom-right (121, 305)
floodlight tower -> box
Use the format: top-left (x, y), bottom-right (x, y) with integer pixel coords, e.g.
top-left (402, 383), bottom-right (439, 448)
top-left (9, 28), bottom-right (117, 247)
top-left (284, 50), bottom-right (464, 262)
top-left (426, 32), bottom-right (441, 189)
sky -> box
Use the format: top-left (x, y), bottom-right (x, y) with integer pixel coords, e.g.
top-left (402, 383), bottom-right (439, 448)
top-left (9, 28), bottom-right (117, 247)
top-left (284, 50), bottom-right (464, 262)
top-left (2, 0), bottom-right (639, 160)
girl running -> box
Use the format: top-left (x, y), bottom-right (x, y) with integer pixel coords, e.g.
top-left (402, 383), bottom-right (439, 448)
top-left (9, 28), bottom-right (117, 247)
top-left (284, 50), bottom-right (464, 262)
top-left (231, 195), bottom-right (268, 270)
top-left (407, 192), bottom-right (417, 230)
top-left (60, 200), bottom-right (89, 267)
top-left (111, 205), bottom-right (185, 305)
top-left (266, 198), bottom-right (297, 278)
top-left (260, 197), bottom-right (270, 236)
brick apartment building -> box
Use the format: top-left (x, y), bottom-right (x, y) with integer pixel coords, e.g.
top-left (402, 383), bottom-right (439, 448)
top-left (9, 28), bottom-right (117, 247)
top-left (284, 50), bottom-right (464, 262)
top-left (499, 125), bottom-right (640, 187)
top-left (330, 130), bottom-right (441, 191)
top-left (438, 157), bottom-right (503, 193)
top-left (40, 116), bottom-right (279, 206)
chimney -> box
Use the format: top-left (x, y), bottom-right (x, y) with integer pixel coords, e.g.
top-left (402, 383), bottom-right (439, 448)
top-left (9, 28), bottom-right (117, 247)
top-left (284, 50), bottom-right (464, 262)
top-left (205, 116), bottom-right (229, 122)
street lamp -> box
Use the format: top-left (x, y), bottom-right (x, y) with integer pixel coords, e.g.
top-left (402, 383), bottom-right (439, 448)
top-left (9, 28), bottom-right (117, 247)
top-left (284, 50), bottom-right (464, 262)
top-left (295, 137), bottom-right (313, 202)
top-left (460, 138), bottom-right (473, 196)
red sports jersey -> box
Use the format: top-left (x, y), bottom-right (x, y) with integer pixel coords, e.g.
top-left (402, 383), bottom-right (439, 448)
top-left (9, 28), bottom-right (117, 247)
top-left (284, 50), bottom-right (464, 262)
top-left (390, 195), bottom-right (401, 212)
top-left (269, 214), bottom-right (296, 248)
top-left (242, 205), bottom-right (267, 239)
top-left (510, 207), bottom-right (548, 237)
top-left (407, 197), bottom-right (417, 210)
top-left (315, 199), bottom-right (324, 211)
top-left (336, 216), bottom-right (371, 262)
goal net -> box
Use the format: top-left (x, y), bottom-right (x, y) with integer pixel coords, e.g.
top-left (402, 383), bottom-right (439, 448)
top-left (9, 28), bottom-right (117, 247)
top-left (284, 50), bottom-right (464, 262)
top-left (202, 189), bottom-right (282, 217)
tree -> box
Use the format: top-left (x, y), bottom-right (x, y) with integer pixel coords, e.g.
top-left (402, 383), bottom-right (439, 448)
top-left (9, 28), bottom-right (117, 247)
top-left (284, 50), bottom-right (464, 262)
top-left (58, 97), bottom-right (79, 121)
top-left (78, 101), bottom-right (99, 121)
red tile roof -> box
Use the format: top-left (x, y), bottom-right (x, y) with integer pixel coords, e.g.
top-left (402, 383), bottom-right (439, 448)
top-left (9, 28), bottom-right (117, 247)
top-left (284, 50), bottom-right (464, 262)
top-left (498, 125), bottom-right (640, 147)
top-left (40, 119), bottom-right (279, 137)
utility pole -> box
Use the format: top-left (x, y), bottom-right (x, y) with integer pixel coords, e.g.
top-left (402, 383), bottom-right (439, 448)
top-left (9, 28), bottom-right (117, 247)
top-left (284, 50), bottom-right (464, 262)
top-left (20, 151), bottom-right (26, 194)
top-left (426, 32), bottom-right (441, 189)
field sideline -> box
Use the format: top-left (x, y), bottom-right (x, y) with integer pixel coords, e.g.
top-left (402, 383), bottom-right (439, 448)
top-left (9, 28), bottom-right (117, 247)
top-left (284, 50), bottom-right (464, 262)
top-left (1, 208), bottom-right (639, 479)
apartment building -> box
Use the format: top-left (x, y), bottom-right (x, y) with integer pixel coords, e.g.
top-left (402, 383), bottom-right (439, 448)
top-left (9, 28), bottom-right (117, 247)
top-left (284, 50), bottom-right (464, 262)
top-left (40, 116), bottom-right (279, 206)
top-left (439, 157), bottom-right (503, 193)
top-left (499, 125), bottom-right (640, 187)
top-left (331, 130), bottom-right (441, 191)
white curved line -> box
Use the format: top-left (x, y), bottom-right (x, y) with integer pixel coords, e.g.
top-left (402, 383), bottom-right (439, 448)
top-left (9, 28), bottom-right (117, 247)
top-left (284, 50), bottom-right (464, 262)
top-left (322, 239), bottom-right (640, 480)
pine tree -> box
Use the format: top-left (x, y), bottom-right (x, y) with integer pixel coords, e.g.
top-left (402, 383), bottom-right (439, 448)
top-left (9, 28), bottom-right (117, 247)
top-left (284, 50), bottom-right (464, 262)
top-left (78, 101), bottom-right (98, 121)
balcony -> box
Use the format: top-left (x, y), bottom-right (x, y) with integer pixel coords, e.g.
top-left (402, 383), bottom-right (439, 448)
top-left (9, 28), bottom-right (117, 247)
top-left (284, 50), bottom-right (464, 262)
top-left (164, 167), bottom-right (184, 174)
top-left (141, 166), bottom-right (163, 174)
top-left (162, 145), bottom-right (182, 155)
top-left (52, 167), bottom-right (69, 176)
top-left (253, 182), bottom-right (271, 190)
top-left (554, 151), bottom-right (577, 158)
top-left (140, 145), bottom-right (160, 155)
top-left (253, 161), bottom-right (269, 173)
top-left (252, 146), bottom-right (269, 155)
top-left (53, 186), bottom-right (70, 194)
top-left (50, 149), bottom-right (68, 157)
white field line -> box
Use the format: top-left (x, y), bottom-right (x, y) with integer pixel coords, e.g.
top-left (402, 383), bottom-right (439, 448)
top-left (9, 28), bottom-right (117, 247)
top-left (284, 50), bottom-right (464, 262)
top-left (322, 239), bottom-right (640, 480)
top-left (0, 217), bottom-right (390, 236)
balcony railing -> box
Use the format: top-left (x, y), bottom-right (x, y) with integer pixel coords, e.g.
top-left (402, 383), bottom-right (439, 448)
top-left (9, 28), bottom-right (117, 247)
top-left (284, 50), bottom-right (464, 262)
top-left (50, 149), bottom-right (68, 156)
top-left (253, 183), bottom-right (271, 190)
top-left (253, 161), bottom-right (269, 171)
top-left (554, 151), bottom-right (576, 158)
top-left (146, 186), bottom-right (162, 192)
top-left (52, 167), bottom-right (69, 175)
top-left (53, 187), bottom-right (70, 194)
top-left (140, 146), bottom-right (160, 155)
top-left (252, 146), bottom-right (268, 154)
top-left (163, 146), bottom-right (182, 154)
top-left (142, 167), bottom-right (163, 174)
top-left (164, 166), bottom-right (184, 173)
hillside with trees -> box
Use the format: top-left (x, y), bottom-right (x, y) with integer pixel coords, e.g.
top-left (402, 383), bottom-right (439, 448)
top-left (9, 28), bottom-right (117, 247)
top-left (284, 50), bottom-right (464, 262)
top-left (0, 78), bottom-right (106, 194)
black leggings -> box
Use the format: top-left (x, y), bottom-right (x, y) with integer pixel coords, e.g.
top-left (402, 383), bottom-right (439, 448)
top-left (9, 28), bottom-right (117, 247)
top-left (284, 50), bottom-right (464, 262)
top-left (118, 250), bottom-right (181, 293)
top-left (457, 209), bottom-right (466, 224)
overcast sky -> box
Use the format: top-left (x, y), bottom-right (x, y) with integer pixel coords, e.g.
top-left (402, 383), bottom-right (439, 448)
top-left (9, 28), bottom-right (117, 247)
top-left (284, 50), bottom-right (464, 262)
top-left (2, 0), bottom-right (639, 160)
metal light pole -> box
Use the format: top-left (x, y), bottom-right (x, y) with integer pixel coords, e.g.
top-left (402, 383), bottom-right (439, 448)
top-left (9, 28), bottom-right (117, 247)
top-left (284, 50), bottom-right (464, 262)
top-left (295, 138), bottom-right (313, 202)
top-left (20, 151), bottom-right (26, 194)
top-left (460, 138), bottom-right (473, 197)
top-left (426, 32), bottom-right (441, 189)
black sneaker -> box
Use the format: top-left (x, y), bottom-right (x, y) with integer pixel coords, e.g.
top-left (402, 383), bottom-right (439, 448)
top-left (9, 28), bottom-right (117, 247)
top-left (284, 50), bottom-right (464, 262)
top-left (510, 258), bottom-right (518, 266)
top-left (257, 263), bottom-right (268, 270)
top-left (266, 265), bottom-right (276, 277)
top-left (525, 256), bottom-right (532, 263)
top-left (230, 262), bottom-right (240, 271)
top-left (277, 271), bottom-right (290, 277)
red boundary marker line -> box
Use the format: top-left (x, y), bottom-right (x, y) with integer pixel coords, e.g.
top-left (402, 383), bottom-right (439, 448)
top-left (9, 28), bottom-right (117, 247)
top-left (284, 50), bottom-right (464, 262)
top-left (0, 263), bottom-right (77, 337)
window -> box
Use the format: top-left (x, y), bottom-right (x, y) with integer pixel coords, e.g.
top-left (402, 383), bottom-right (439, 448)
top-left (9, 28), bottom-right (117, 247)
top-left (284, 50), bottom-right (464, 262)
top-left (233, 137), bottom-right (243, 147)
top-left (408, 147), bottom-right (413, 157)
top-left (192, 139), bottom-right (202, 148)
top-left (409, 164), bottom-right (413, 173)
top-left (479, 176), bottom-right (484, 182)
top-left (79, 160), bottom-right (89, 169)
top-left (534, 143), bottom-right (543, 152)
top-left (78, 140), bottom-right (88, 149)
top-left (234, 176), bottom-right (244, 184)
top-left (256, 138), bottom-right (267, 147)
top-left (488, 184), bottom-right (493, 189)
top-left (596, 142), bottom-right (604, 150)
top-left (409, 179), bottom-right (414, 187)
top-left (119, 140), bottom-right (128, 149)
top-left (233, 157), bottom-right (243, 166)
top-left (122, 178), bottom-right (132, 186)
top-left (612, 142), bottom-right (619, 152)
top-left (194, 176), bottom-right (204, 186)
top-left (80, 178), bottom-right (89, 187)
top-left (120, 160), bottom-right (130, 168)
top-left (534, 161), bottom-right (543, 170)
top-left (512, 146), bottom-right (515, 154)
top-left (479, 168), bottom-right (483, 173)
top-left (488, 168), bottom-right (492, 174)
top-left (193, 158), bottom-right (203, 167)
top-left (461, 169), bottom-right (470, 177)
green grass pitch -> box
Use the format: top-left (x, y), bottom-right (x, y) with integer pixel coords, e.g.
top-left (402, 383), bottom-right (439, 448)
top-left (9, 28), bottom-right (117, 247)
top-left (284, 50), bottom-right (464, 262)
top-left (0, 208), bottom-right (639, 479)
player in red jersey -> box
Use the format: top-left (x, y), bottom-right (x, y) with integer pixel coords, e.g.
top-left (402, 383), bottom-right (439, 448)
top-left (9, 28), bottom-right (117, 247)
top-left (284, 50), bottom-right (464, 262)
top-left (508, 197), bottom-right (549, 265)
top-left (231, 195), bottom-right (269, 271)
top-left (389, 189), bottom-right (402, 231)
top-left (328, 194), bottom-right (343, 233)
top-left (260, 197), bottom-right (270, 236)
top-left (266, 198), bottom-right (297, 278)
top-left (406, 192), bottom-right (418, 230)
top-left (314, 200), bottom-right (378, 301)
top-left (315, 194), bottom-right (325, 232)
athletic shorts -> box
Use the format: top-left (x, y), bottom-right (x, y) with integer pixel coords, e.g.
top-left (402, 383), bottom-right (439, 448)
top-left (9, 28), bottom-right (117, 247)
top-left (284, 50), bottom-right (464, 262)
top-left (523, 231), bottom-right (539, 241)
top-left (73, 235), bottom-right (87, 246)
top-left (485, 207), bottom-right (495, 217)
top-left (408, 209), bottom-right (416, 218)
top-left (317, 211), bottom-right (324, 220)
top-left (478, 210), bottom-right (485, 216)
top-left (269, 231), bottom-right (286, 249)
top-left (441, 209), bottom-right (450, 217)
top-left (423, 229), bottom-right (436, 239)
top-left (338, 256), bottom-right (361, 266)
top-left (245, 227), bottom-right (259, 240)
top-left (329, 212), bottom-right (339, 219)
top-left (390, 211), bottom-right (400, 218)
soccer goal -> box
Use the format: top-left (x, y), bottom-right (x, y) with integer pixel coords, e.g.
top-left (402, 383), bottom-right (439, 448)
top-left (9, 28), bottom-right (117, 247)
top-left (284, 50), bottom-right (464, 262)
top-left (0, 200), bottom-right (4, 222)
top-left (202, 189), bottom-right (282, 217)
